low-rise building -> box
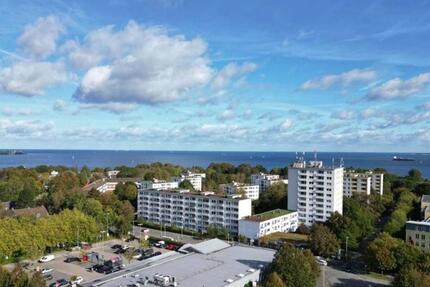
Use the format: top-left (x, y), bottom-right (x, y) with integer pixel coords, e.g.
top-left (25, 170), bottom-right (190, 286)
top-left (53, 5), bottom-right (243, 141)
top-left (220, 182), bottom-right (260, 200)
top-left (137, 188), bottom-right (252, 235)
top-left (239, 209), bottom-right (298, 240)
top-left (343, 170), bottom-right (384, 197)
top-left (107, 170), bottom-right (120, 179)
top-left (406, 220), bottom-right (430, 252)
top-left (82, 178), bottom-right (140, 193)
top-left (140, 179), bottom-right (179, 190)
top-left (172, 171), bottom-right (206, 191)
top-left (251, 173), bottom-right (288, 192)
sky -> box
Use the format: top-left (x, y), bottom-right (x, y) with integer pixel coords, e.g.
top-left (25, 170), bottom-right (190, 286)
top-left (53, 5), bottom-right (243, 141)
top-left (0, 0), bottom-right (430, 152)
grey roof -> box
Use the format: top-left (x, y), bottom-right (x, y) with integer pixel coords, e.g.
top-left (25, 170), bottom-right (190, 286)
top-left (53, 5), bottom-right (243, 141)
top-left (422, 195), bottom-right (430, 203)
top-left (179, 238), bottom-right (230, 254)
top-left (89, 245), bottom-right (275, 287)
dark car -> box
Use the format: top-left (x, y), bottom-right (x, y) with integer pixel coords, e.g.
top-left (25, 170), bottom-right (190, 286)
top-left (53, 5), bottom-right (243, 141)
top-left (111, 244), bottom-right (122, 250)
top-left (43, 274), bottom-right (53, 281)
top-left (49, 279), bottom-right (69, 287)
top-left (64, 256), bottom-right (80, 263)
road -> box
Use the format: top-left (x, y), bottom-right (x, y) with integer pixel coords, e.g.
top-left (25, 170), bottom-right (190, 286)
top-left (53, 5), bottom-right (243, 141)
top-left (318, 264), bottom-right (391, 287)
top-left (132, 225), bottom-right (203, 244)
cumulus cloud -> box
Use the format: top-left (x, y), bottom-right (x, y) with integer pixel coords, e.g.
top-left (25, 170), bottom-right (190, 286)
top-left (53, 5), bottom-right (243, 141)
top-left (0, 118), bottom-right (54, 137)
top-left (17, 15), bottom-right (65, 59)
top-left (53, 100), bottom-right (67, 111)
top-left (212, 62), bottom-right (257, 90)
top-left (331, 110), bottom-right (358, 120)
top-left (279, 119), bottom-right (292, 131)
top-left (71, 21), bottom-right (213, 105)
top-left (218, 109), bottom-right (235, 121)
top-left (367, 73), bottom-right (430, 100)
top-left (300, 69), bottom-right (377, 90)
top-left (79, 102), bottom-right (138, 114)
top-left (1, 107), bottom-right (34, 116)
top-left (0, 61), bottom-right (69, 97)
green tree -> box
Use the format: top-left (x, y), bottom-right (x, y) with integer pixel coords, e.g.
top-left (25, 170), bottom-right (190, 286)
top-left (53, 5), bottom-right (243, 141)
top-left (114, 182), bottom-right (138, 206)
top-left (0, 266), bottom-right (12, 286)
top-left (15, 187), bottom-right (36, 208)
top-left (365, 233), bottom-right (401, 273)
top-left (178, 180), bottom-right (195, 191)
top-left (254, 183), bottom-right (287, 213)
top-left (264, 244), bottom-right (319, 287)
top-left (264, 272), bottom-right (286, 287)
top-left (393, 267), bottom-right (430, 287)
top-left (309, 224), bottom-right (339, 258)
top-left (10, 264), bottom-right (29, 287)
top-left (30, 271), bottom-right (47, 287)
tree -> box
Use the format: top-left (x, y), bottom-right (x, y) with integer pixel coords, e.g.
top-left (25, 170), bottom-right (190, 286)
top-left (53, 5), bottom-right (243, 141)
top-left (408, 169), bottom-right (422, 182)
top-left (254, 183), bottom-right (287, 213)
top-left (0, 266), bottom-right (12, 286)
top-left (178, 180), bottom-right (195, 191)
top-left (263, 244), bottom-right (319, 287)
top-left (114, 182), bottom-right (138, 206)
top-left (393, 267), bottom-right (430, 287)
top-left (264, 272), bottom-right (286, 287)
top-left (365, 233), bottom-right (401, 273)
top-left (10, 264), bottom-right (29, 287)
top-left (30, 271), bottom-right (47, 287)
top-left (140, 239), bottom-right (150, 249)
top-left (394, 243), bottom-right (421, 270)
top-left (124, 249), bottom-right (135, 264)
top-left (309, 224), bottom-right (339, 258)
top-left (16, 187), bottom-right (36, 208)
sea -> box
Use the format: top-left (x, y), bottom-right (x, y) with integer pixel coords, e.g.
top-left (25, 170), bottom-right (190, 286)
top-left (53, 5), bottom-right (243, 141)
top-left (0, 150), bottom-right (429, 179)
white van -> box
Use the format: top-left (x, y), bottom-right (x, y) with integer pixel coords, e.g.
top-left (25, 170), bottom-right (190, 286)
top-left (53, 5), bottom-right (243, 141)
top-left (38, 254), bottom-right (55, 263)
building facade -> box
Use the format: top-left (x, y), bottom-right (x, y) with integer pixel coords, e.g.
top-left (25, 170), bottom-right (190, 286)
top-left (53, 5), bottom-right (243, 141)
top-left (172, 171), bottom-right (206, 191)
top-left (220, 182), bottom-right (260, 200)
top-left (137, 189), bottom-right (252, 235)
top-left (422, 195), bottom-right (430, 220)
top-left (406, 220), bottom-right (430, 252)
top-left (251, 173), bottom-right (288, 192)
top-left (288, 160), bottom-right (343, 226)
top-left (140, 179), bottom-right (179, 190)
top-left (239, 209), bottom-right (298, 240)
top-left (343, 171), bottom-right (384, 197)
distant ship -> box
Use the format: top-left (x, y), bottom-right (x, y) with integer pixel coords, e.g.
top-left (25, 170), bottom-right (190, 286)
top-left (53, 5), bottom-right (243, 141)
top-left (393, 156), bottom-right (415, 161)
top-left (0, 150), bottom-right (25, 156)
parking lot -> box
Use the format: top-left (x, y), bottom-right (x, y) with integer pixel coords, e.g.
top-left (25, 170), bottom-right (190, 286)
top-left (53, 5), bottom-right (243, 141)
top-left (18, 238), bottom-right (174, 286)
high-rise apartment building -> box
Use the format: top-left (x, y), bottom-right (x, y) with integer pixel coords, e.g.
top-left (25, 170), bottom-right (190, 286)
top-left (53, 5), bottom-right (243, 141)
top-left (250, 173), bottom-right (288, 192)
top-left (288, 160), bottom-right (343, 226)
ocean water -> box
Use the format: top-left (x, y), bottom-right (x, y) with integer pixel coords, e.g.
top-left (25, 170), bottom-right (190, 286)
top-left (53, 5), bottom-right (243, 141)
top-left (0, 150), bottom-right (429, 178)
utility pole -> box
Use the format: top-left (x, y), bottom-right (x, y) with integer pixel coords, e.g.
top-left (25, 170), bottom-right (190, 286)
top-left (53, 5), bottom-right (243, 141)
top-left (345, 236), bottom-right (349, 259)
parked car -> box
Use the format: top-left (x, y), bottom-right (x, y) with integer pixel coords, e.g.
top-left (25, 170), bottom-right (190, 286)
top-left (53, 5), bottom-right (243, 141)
top-left (49, 279), bottom-right (69, 287)
top-left (70, 276), bottom-right (83, 285)
top-left (41, 268), bottom-right (54, 274)
top-left (64, 256), bottom-right (80, 263)
top-left (315, 256), bottom-right (328, 266)
top-left (153, 241), bottom-right (165, 248)
top-left (39, 255), bottom-right (55, 263)
top-left (43, 274), bottom-right (53, 281)
top-left (165, 244), bottom-right (176, 250)
top-left (111, 244), bottom-right (122, 250)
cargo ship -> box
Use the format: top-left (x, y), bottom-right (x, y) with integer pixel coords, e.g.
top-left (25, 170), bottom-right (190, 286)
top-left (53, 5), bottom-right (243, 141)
top-left (0, 150), bottom-right (25, 155)
top-left (392, 156), bottom-right (415, 161)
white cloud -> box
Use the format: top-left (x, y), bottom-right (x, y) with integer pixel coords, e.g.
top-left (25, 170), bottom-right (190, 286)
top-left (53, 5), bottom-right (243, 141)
top-left (279, 119), bottom-right (292, 131)
top-left (218, 109), bottom-right (235, 121)
top-left (331, 110), bottom-right (358, 120)
top-left (53, 100), bottom-right (67, 111)
top-left (0, 118), bottom-right (54, 137)
top-left (0, 61), bottom-right (69, 97)
top-left (71, 21), bottom-right (213, 105)
top-left (367, 73), bottom-right (430, 100)
top-left (212, 62), bottom-right (257, 90)
top-left (300, 69), bottom-right (377, 90)
top-left (79, 102), bottom-right (138, 114)
top-left (17, 15), bottom-right (65, 59)
top-left (1, 107), bottom-right (34, 116)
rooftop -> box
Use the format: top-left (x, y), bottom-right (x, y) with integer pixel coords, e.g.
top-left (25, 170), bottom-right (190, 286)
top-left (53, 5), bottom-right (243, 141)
top-left (140, 188), bottom-right (249, 201)
top-left (422, 195), bottom-right (430, 203)
top-left (244, 209), bottom-right (294, 222)
top-left (87, 245), bottom-right (274, 287)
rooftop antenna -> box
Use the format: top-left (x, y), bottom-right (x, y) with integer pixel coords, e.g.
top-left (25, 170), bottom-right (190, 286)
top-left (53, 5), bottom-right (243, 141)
top-left (340, 157), bottom-right (344, 167)
top-left (295, 151), bottom-right (298, 160)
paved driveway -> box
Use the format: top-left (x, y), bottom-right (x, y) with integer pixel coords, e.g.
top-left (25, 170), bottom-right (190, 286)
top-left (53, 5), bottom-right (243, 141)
top-left (318, 265), bottom-right (391, 287)
top-left (133, 226), bottom-right (203, 244)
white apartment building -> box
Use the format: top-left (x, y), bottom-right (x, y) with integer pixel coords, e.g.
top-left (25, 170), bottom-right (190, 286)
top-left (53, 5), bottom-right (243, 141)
top-left (288, 160), bottom-right (343, 226)
top-left (220, 182), bottom-right (260, 200)
top-left (343, 171), bottom-right (384, 197)
top-left (140, 179), bottom-right (179, 190)
top-left (239, 209), bottom-right (298, 240)
top-left (172, 171), bottom-right (206, 191)
top-left (107, 170), bottom-right (120, 179)
top-left (251, 173), bottom-right (288, 192)
top-left (137, 189), bottom-right (252, 235)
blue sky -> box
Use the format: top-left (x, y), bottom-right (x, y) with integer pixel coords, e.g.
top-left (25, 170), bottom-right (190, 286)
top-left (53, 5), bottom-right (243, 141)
top-left (0, 0), bottom-right (429, 152)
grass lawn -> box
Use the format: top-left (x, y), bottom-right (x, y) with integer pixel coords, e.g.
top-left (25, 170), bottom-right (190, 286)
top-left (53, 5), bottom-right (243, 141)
top-left (260, 232), bottom-right (309, 245)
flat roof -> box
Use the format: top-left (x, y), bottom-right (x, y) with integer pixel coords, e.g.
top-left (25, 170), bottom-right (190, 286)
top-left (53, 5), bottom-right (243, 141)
top-left (244, 209), bottom-right (295, 222)
top-left (139, 188), bottom-right (249, 201)
top-left (88, 245), bottom-right (274, 287)
top-left (422, 195), bottom-right (430, 203)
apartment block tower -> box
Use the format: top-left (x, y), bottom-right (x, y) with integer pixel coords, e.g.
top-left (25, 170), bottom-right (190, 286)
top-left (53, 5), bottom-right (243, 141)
top-left (288, 160), bottom-right (344, 226)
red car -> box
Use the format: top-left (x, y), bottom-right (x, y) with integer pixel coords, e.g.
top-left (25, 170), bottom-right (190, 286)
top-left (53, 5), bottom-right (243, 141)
top-left (165, 244), bottom-right (176, 250)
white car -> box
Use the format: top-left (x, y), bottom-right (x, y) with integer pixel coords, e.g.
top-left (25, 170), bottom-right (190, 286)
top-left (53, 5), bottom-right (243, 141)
top-left (41, 268), bottom-right (53, 274)
top-left (70, 276), bottom-right (84, 284)
top-left (316, 258), bottom-right (328, 266)
top-left (38, 255), bottom-right (55, 263)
